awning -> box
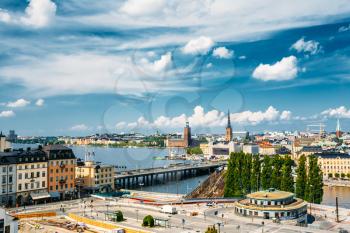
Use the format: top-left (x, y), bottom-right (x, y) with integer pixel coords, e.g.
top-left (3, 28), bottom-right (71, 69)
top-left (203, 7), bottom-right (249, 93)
top-left (30, 192), bottom-right (50, 200)
top-left (50, 192), bottom-right (60, 198)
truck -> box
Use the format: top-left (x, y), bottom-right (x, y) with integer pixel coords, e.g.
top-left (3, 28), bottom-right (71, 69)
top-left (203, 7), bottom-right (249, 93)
top-left (160, 205), bottom-right (177, 214)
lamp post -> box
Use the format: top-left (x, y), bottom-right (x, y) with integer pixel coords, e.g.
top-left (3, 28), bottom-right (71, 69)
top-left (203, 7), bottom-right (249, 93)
top-left (105, 204), bottom-right (109, 220)
top-left (136, 209), bottom-right (139, 222)
top-left (216, 222), bottom-right (221, 233)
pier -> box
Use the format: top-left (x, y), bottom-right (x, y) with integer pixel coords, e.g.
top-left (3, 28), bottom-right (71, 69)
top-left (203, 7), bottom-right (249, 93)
top-left (114, 161), bottom-right (226, 189)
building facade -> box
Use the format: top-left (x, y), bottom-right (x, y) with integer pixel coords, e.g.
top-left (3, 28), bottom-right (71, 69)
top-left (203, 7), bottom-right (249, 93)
top-left (165, 122), bottom-right (192, 148)
top-left (0, 133), bottom-right (11, 153)
top-left (76, 153), bottom-right (115, 194)
top-left (234, 188), bottom-right (307, 223)
top-left (316, 152), bottom-right (350, 178)
top-left (0, 156), bottom-right (17, 207)
top-left (14, 149), bottom-right (49, 206)
top-left (44, 145), bottom-right (76, 200)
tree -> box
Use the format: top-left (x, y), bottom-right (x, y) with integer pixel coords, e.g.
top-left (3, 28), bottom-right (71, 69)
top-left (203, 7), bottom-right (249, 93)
top-left (205, 225), bottom-right (218, 233)
top-left (261, 155), bottom-right (272, 190)
top-left (224, 153), bottom-right (236, 197)
top-left (306, 155), bottom-right (324, 204)
top-left (114, 211), bottom-right (124, 222)
top-left (242, 154), bottom-right (252, 194)
top-left (295, 155), bottom-right (307, 199)
top-left (142, 215), bottom-right (155, 227)
top-left (270, 155), bottom-right (283, 189)
top-left (250, 154), bottom-right (261, 192)
top-left (341, 173), bottom-right (346, 179)
top-left (186, 147), bottom-right (203, 155)
top-left (347, 173), bottom-right (350, 179)
top-left (328, 173), bottom-right (333, 179)
top-left (280, 156), bottom-right (294, 193)
top-left (335, 173), bottom-right (340, 178)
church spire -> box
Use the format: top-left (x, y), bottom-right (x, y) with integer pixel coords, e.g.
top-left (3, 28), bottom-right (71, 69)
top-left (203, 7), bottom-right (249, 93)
top-left (227, 109), bottom-right (231, 128)
top-left (336, 118), bottom-right (341, 132)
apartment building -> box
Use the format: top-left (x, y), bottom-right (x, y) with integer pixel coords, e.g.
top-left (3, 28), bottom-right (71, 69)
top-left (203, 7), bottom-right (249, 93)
top-left (0, 155), bottom-right (17, 207)
top-left (44, 145), bottom-right (76, 200)
top-left (316, 152), bottom-right (350, 178)
top-left (14, 149), bottom-right (49, 206)
top-left (76, 153), bottom-right (115, 193)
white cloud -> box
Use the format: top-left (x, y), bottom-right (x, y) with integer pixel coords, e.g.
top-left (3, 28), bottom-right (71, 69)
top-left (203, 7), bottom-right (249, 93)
top-left (0, 0), bottom-right (56, 28)
top-left (0, 110), bottom-right (15, 118)
top-left (238, 55), bottom-right (246, 60)
top-left (115, 105), bottom-right (292, 130)
top-left (321, 106), bottom-right (350, 118)
top-left (35, 98), bottom-right (45, 106)
top-left (7, 99), bottom-right (30, 108)
top-left (252, 56), bottom-right (298, 81)
top-left (141, 52), bottom-right (172, 72)
top-left (206, 63), bottom-right (213, 68)
top-left (338, 24), bottom-right (350, 32)
top-left (212, 47), bottom-right (234, 59)
top-left (290, 37), bottom-right (322, 55)
top-left (119, 0), bottom-right (166, 16)
top-left (70, 124), bottom-right (89, 131)
top-left (280, 110), bottom-right (292, 120)
top-left (182, 36), bottom-right (215, 55)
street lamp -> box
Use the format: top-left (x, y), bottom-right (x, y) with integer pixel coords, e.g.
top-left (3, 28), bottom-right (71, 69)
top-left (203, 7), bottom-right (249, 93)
top-left (105, 204), bottom-right (109, 220)
top-left (136, 209), bottom-right (139, 222)
top-left (216, 222), bottom-right (222, 233)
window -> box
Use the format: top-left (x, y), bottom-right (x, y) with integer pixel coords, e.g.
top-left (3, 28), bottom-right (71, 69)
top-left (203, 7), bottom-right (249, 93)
top-left (8, 175), bottom-right (12, 183)
top-left (71, 168), bottom-right (73, 172)
top-left (9, 185), bottom-right (12, 192)
top-left (50, 186), bottom-right (53, 191)
top-left (2, 186), bottom-right (5, 193)
top-left (30, 172), bottom-right (34, 178)
top-left (50, 169), bottom-right (53, 174)
top-left (9, 166), bottom-right (12, 172)
top-left (42, 181), bottom-right (45, 187)
top-left (2, 167), bottom-right (6, 173)
top-left (56, 185), bottom-right (58, 190)
top-left (36, 182), bottom-right (39, 188)
top-left (25, 173), bottom-right (28, 179)
top-left (50, 177), bottom-right (53, 182)
top-left (2, 175), bottom-right (6, 184)
top-left (56, 169), bottom-right (59, 173)
top-left (42, 172), bottom-right (45, 177)
top-left (36, 172), bottom-right (40, 177)
top-left (31, 164), bottom-right (34, 169)
top-left (25, 183), bottom-right (28, 190)
top-left (25, 165), bottom-right (28, 169)
top-left (18, 173), bottom-right (22, 180)
top-left (31, 183), bottom-right (34, 189)
top-left (65, 184), bottom-right (68, 189)
top-left (18, 184), bottom-right (22, 191)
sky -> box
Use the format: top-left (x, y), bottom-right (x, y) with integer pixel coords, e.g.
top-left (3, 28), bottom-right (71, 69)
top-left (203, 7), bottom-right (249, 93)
top-left (1, 0), bottom-right (350, 136)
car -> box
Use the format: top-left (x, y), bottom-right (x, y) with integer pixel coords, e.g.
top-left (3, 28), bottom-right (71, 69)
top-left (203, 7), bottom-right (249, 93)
top-left (206, 202), bottom-right (215, 207)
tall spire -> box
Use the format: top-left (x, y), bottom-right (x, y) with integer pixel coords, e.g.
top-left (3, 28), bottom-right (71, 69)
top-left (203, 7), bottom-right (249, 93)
top-left (336, 119), bottom-right (341, 132)
top-left (227, 109), bottom-right (231, 128)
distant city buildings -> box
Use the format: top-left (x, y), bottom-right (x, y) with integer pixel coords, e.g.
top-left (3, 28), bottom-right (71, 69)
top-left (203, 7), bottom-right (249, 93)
top-left (165, 122), bottom-right (192, 148)
top-left (0, 133), bottom-right (11, 153)
top-left (7, 130), bottom-right (17, 142)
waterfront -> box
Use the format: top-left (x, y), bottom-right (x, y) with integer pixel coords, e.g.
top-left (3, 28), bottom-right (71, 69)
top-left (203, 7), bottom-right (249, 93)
top-left (12, 144), bottom-right (350, 208)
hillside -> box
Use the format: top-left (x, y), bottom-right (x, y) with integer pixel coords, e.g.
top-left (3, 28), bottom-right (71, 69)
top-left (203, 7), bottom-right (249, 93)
top-left (186, 170), bottom-right (226, 198)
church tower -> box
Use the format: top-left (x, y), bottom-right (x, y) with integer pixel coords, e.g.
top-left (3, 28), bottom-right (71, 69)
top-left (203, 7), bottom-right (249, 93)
top-left (336, 119), bottom-right (342, 138)
top-left (225, 110), bottom-right (232, 142)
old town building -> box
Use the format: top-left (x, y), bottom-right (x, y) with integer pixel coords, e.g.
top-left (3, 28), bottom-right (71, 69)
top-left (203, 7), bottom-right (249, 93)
top-left (44, 145), bottom-right (76, 200)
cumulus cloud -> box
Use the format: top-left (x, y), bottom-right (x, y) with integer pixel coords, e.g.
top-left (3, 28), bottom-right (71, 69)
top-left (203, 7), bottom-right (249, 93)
top-left (212, 47), bottom-right (234, 59)
top-left (141, 52), bottom-right (172, 72)
top-left (70, 124), bottom-right (89, 131)
top-left (321, 106), bottom-right (350, 118)
top-left (7, 99), bottom-right (30, 108)
top-left (0, 110), bottom-right (15, 118)
top-left (115, 105), bottom-right (292, 130)
top-left (182, 36), bottom-right (215, 55)
top-left (280, 110), bottom-right (292, 120)
top-left (338, 24), bottom-right (350, 32)
top-left (119, 0), bottom-right (166, 16)
top-left (252, 56), bottom-right (298, 81)
top-left (239, 55), bottom-right (246, 60)
top-left (290, 37), bottom-right (322, 55)
top-left (0, 0), bottom-right (56, 28)
top-left (35, 98), bottom-right (45, 106)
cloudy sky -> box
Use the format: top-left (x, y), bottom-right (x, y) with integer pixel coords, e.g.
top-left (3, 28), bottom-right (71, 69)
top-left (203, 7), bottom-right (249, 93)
top-left (1, 0), bottom-right (350, 136)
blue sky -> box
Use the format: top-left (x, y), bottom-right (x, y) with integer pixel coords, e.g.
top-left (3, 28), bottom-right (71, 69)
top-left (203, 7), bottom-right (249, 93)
top-left (1, 0), bottom-right (350, 136)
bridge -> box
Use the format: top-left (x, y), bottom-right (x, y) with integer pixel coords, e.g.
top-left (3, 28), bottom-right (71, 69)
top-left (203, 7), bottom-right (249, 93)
top-left (114, 161), bottom-right (226, 189)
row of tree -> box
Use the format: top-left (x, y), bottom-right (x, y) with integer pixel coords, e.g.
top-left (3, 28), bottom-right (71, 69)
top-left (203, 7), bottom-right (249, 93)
top-left (224, 152), bottom-right (323, 203)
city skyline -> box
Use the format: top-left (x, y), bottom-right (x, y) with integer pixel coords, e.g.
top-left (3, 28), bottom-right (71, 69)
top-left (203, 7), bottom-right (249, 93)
top-left (0, 1), bottom-right (350, 135)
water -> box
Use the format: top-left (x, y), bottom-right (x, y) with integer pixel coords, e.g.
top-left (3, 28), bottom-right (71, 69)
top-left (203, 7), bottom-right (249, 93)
top-left (11, 144), bottom-right (350, 208)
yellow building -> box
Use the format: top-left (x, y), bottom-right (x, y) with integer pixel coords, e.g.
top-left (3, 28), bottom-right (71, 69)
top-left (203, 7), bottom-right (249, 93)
top-left (316, 153), bottom-right (350, 178)
top-left (75, 154), bottom-right (115, 194)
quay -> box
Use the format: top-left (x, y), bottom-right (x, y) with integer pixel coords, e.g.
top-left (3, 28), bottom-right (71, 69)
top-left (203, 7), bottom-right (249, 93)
top-left (114, 161), bottom-right (226, 189)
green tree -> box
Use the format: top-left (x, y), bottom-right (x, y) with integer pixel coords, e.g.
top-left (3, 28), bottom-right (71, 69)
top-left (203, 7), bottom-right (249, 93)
top-left (186, 147), bottom-right (203, 155)
top-left (295, 155), bottom-right (307, 199)
top-left (280, 156), bottom-right (294, 193)
top-left (205, 226), bottom-right (218, 233)
top-left (306, 155), bottom-right (324, 204)
top-left (114, 211), bottom-right (124, 222)
top-left (335, 173), bottom-right (340, 178)
top-left (224, 153), bottom-right (235, 197)
top-left (250, 154), bottom-right (261, 192)
top-left (270, 155), bottom-right (283, 189)
top-left (261, 155), bottom-right (272, 190)
top-left (142, 215), bottom-right (155, 227)
top-left (242, 154), bottom-right (252, 194)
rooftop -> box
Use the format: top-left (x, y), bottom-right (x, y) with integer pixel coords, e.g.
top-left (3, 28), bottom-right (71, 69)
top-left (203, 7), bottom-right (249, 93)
top-left (315, 152), bottom-right (350, 159)
top-left (247, 189), bottom-right (294, 200)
